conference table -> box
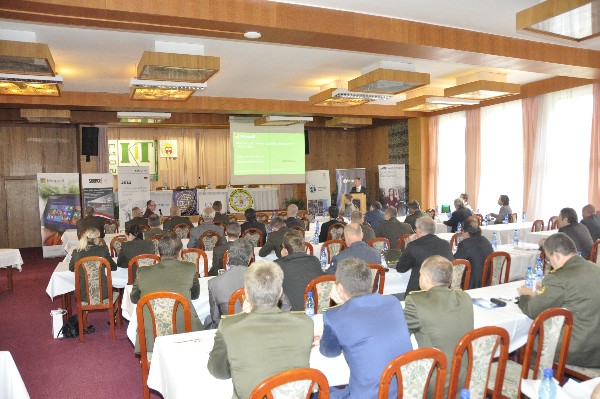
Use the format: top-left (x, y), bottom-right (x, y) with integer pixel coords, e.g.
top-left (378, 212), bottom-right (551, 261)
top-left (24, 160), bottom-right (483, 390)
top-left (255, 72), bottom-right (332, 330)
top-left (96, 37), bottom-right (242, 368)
top-left (146, 280), bottom-right (532, 399)
top-left (480, 222), bottom-right (533, 245)
top-left (0, 352), bottom-right (30, 399)
top-left (0, 248), bottom-right (23, 294)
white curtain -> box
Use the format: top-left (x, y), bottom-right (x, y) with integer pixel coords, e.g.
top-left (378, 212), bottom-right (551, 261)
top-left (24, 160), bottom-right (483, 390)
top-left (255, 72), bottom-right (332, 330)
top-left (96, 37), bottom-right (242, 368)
top-left (478, 100), bottom-right (524, 218)
top-left (436, 111), bottom-right (466, 208)
top-left (527, 85), bottom-right (593, 221)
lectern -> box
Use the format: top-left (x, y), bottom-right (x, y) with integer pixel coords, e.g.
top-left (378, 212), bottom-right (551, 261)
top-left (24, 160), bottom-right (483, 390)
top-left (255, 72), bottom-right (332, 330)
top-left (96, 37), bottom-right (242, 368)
top-left (348, 193), bottom-right (367, 214)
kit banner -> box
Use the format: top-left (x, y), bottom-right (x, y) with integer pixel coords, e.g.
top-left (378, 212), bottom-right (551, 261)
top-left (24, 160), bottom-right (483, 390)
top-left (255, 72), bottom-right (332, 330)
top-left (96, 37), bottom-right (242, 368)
top-left (306, 170), bottom-right (331, 216)
top-left (149, 190), bottom-right (173, 217)
top-left (173, 189), bottom-right (198, 216)
top-left (378, 164), bottom-right (407, 215)
top-left (108, 140), bottom-right (158, 180)
top-left (117, 166), bottom-right (150, 229)
top-left (37, 173), bottom-right (81, 258)
top-left (197, 190), bottom-right (229, 214)
top-left (81, 173), bottom-right (114, 219)
top-left (335, 168), bottom-right (366, 209)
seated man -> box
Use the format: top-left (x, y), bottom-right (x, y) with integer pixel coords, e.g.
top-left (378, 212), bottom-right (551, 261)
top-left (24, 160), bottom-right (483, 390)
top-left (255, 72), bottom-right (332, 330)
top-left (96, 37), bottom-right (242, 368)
top-left (205, 238), bottom-right (254, 328)
top-left (342, 193), bottom-right (356, 219)
top-left (284, 203), bottom-right (304, 229)
top-left (443, 198), bottom-right (472, 233)
top-left (328, 223), bottom-right (381, 275)
top-left (319, 206), bottom-right (346, 243)
top-left (142, 199), bottom-right (156, 218)
top-left (117, 225), bottom-right (155, 271)
top-left (460, 193), bottom-right (473, 211)
top-left (518, 233), bottom-right (600, 368)
top-left (188, 207), bottom-right (226, 249)
top-left (212, 222), bottom-right (243, 276)
top-left (76, 206), bottom-right (106, 238)
top-left (489, 195), bottom-right (512, 224)
top-left (454, 219), bottom-right (494, 289)
top-left (162, 205), bottom-right (194, 232)
top-left (351, 210), bottom-right (375, 243)
top-left (396, 216), bottom-right (453, 295)
top-left (213, 200), bottom-right (230, 225)
top-left (403, 200), bottom-right (427, 231)
top-left (319, 258), bottom-right (412, 399)
top-left (124, 207), bottom-right (148, 231)
top-left (143, 214), bottom-right (163, 240)
top-left (557, 207), bottom-right (594, 259)
top-left (130, 234), bottom-right (203, 353)
top-left (375, 207), bottom-right (413, 249)
top-left (404, 255), bottom-right (474, 396)
top-left (258, 217), bottom-right (291, 258)
top-left (208, 260), bottom-right (313, 399)
top-left (364, 201), bottom-right (385, 231)
top-left (240, 208), bottom-right (267, 240)
top-left (276, 232), bottom-right (324, 311)
top-left (581, 204), bottom-right (600, 241)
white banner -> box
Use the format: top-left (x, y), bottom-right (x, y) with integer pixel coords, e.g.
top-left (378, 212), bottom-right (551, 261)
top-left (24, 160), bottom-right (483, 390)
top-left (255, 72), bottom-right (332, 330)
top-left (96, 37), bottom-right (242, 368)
top-left (108, 140), bottom-right (158, 180)
top-left (118, 166), bottom-right (150, 228)
top-left (82, 173), bottom-right (114, 219)
top-left (306, 170), bottom-right (331, 215)
top-left (197, 190), bottom-right (229, 214)
top-left (378, 164), bottom-right (407, 215)
top-left (37, 173), bottom-right (81, 258)
top-left (150, 190), bottom-right (173, 217)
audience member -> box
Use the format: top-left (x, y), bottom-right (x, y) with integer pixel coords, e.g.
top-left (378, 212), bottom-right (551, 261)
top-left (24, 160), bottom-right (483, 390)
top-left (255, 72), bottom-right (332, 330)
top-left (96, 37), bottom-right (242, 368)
top-left (143, 214), bottom-right (163, 240)
top-left (581, 204), bottom-right (600, 241)
top-left (460, 193), bottom-right (473, 211)
top-left (76, 206), bottom-right (106, 238)
top-left (188, 207), bottom-right (226, 249)
top-left (375, 207), bottom-right (412, 249)
top-left (124, 207), bottom-right (148, 231)
top-left (350, 177), bottom-right (368, 196)
top-left (328, 223), bottom-right (380, 275)
top-left (557, 207), bottom-right (594, 259)
top-left (142, 200), bottom-right (156, 218)
top-left (213, 201), bottom-right (230, 224)
top-left (342, 193), bottom-right (356, 219)
top-left (162, 205), bottom-right (194, 232)
top-left (489, 195), bottom-right (512, 224)
top-left (351, 210), bottom-right (375, 243)
top-left (453, 219), bottom-right (494, 288)
top-left (240, 208), bottom-right (267, 239)
top-left (117, 225), bottom-right (155, 274)
top-left (212, 222), bottom-right (242, 276)
top-left (404, 200), bottom-right (427, 231)
top-left (284, 204), bottom-right (304, 229)
top-left (319, 258), bottom-right (412, 399)
top-left (444, 198), bottom-right (473, 233)
top-left (396, 217), bottom-right (453, 295)
top-left (258, 217), bottom-right (291, 258)
top-left (518, 233), bottom-right (600, 368)
top-left (364, 201), bottom-right (385, 231)
top-left (208, 261), bottom-right (313, 399)
top-left (318, 206), bottom-right (346, 243)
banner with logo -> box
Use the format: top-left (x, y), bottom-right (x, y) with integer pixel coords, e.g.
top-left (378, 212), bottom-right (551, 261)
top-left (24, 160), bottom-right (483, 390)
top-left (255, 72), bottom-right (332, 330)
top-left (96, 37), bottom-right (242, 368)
top-left (306, 170), bottom-right (331, 216)
top-left (159, 140), bottom-right (178, 158)
top-left (37, 173), bottom-right (81, 258)
top-left (173, 189), bottom-right (198, 216)
top-left (82, 173), bottom-right (114, 219)
top-left (117, 166), bottom-right (150, 228)
top-left (378, 164), bottom-right (407, 215)
top-left (335, 168), bottom-right (366, 209)
top-left (197, 189), bottom-right (229, 214)
top-left (108, 140), bottom-right (158, 180)
top-left (150, 190), bottom-right (173, 217)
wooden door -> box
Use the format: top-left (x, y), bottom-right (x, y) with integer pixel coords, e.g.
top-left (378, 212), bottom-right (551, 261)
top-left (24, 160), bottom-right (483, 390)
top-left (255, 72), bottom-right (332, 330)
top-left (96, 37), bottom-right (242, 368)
top-left (5, 179), bottom-right (42, 248)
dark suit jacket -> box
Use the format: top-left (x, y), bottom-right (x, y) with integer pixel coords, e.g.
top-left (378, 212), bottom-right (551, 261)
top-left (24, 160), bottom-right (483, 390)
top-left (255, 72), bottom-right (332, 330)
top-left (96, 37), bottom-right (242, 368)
top-left (69, 244), bottom-right (117, 302)
top-left (364, 209), bottom-right (385, 231)
top-left (206, 265), bottom-right (246, 328)
top-left (208, 308), bottom-right (313, 399)
top-left (130, 259), bottom-right (202, 352)
top-left (318, 219), bottom-right (346, 243)
top-left (211, 240), bottom-right (234, 276)
top-left (443, 206), bottom-right (473, 232)
top-left (275, 252), bottom-right (324, 311)
top-left (284, 217), bottom-right (304, 229)
top-left (258, 226), bottom-right (291, 258)
top-left (396, 234), bottom-right (453, 294)
top-left (162, 216), bottom-right (194, 232)
top-left (404, 210), bottom-right (427, 231)
top-left (350, 186), bottom-right (368, 196)
top-left (214, 212), bottom-right (230, 224)
top-left (117, 239), bottom-right (155, 268)
top-left (559, 223), bottom-right (594, 259)
top-left (581, 214), bottom-right (600, 241)
top-left (188, 223), bottom-right (225, 249)
top-left (125, 216), bottom-right (148, 232)
top-left (76, 216), bottom-right (106, 237)
top-left (328, 241), bottom-right (381, 275)
top-left (454, 235), bottom-right (494, 289)
top-left (376, 218), bottom-right (413, 249)
top-left (320, 293), bottom-right (412, 399)
top-left (360, 224), bottom-right (376, 244)
top-left (240, 220), bottom-right (267, 243)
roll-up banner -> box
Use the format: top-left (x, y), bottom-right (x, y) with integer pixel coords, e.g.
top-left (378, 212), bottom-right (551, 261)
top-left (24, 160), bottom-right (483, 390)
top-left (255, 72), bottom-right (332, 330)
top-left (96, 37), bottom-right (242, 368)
top-left (306, 170), bottom-right (331, 216)
top-left (150, 190), bottom-right (173, 218)
top-left (37, 173), bottom-right (82, 258)
top-left (173, 189), bottom-right (198, 216)
top-left (378, 164), bottom-right (407, 215)
top-left (335, 168), bottom-right (366, 209)
top-left (197, 190), bottom-right (229, 213)
top-left (81, 173), bottom-right (114, 219)
top-left (117, 166), bottom-right (150, 229)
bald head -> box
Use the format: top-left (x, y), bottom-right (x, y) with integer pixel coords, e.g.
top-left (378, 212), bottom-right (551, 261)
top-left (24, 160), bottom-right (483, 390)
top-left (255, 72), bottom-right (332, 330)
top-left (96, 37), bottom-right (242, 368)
top-left (287, 204), bottom-right (298, 217)
top-left (343, 222), bottom-right (363, 245)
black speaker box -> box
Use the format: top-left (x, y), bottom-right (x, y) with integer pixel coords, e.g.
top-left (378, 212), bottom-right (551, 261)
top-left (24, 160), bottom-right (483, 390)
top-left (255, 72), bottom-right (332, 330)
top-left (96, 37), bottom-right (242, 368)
top-left (82, 127), bottom-right (99, 156)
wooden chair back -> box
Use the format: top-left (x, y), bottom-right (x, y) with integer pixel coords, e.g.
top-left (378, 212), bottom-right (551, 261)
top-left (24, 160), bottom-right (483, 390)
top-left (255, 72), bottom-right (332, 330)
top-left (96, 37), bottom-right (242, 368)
top-left (242, 228), bottom-right (264, 247)
top-left (481, 251), bottom-right (511, 287)
top-left (471, 214), bottom-right (484, 226)
top-left (228, 215), bottom-right (238, 223)
top-left (291, 225), bottom-right (306, 236)
top-left (109, 235), bottom-right (128, 257)
top-left (531, 220), bottom-right (545, 232)
top-left (304, 275), bottom-right (337, 314)
top-left (590, 240), bottom-right (600, 264)
top-left (327, 223), bottom-right (346, 241)
top-left (227, 287), bottom-right (245, 315)
top-left (367, 237), bottom-right (390, 252)
top-left (198, 230), bottom-right (222, 251)
top-left (368, 263), bottom-right (386, 294)
top-left (214, 221), bottom-right (227, 231)
top-left (378, 347), bottom-right (447, 399)
top-left (148, 234), bottom-right (166, 254)
top-left (139, 224), bottom-right (151, 232)
top-left (127, 254), bottom-right (160, 285)
top-left (181, 248), bottom-right (209, 277)
top-left (451, 259), bottom-right (472, 290)
top-left (172, 223), bottom-right (191, 239)
top-left (104, 220), bottom-right (118, 234)
top-left (425, 208), bottom-right (436, 219)
top-left (322, 240), bottom-right (347, 263)
top-left (277, 211), bottom-right (287, 217)
top-left (509, 213), bottom-right (518, 223)
top-left (397, 233), bottom-right (413, 252)
top-left (450, 232), bottom-right (463, 249)
top-left (304, 242), bottom-right (314, 256)
top-left (547, 216), bottom-right (559, 230)
top-left (97, 237), bottom-right (107, 247)
top-left (249, 368), bottom-right (330, 399)
top-left (256, 212), bottom-right (269, 224)
top-left (301, 216), bottom-right (311, 231)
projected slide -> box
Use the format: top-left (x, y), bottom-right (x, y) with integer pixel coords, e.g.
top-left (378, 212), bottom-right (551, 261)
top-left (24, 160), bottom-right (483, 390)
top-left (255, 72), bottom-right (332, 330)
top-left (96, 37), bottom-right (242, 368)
top-left (232, 132), bottom-right (305, 175)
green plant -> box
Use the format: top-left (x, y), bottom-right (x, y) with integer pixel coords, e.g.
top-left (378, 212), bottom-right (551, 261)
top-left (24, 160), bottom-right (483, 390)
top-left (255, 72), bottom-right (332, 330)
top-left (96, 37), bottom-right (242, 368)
top-left (284, 197), bottom-right (305, 210)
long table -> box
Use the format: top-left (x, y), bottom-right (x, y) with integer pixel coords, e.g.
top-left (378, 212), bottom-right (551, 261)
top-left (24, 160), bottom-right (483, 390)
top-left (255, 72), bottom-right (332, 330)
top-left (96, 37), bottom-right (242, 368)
top-left (0, 249), bottom-right (23, 294)
top-left (146, 280), bottom-right (532, 399)
top-left (0, 352), bottom-right (30, 399)
top-left (480, 222), bottom-right (533, 245)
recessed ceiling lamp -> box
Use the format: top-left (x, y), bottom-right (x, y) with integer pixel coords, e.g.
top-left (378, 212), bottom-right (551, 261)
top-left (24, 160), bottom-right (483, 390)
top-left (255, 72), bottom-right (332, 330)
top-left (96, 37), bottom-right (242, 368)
top-left (517, 0), bottom-right (600, 41)
top-left (444, 72), bottom-right (520, 100)
top-left (254, 116), bottom-right (313, 126)
top-left (0, 73), bottom-right (63, 96)
top-left (348, 61), bottom-right (430, 95)
top-left (397, 87), bottom-right (479, 112)
top-left (309, 88), bottom-right (391, 107)
top-left (137, 51), bottom-right (220, 83)
top-left (20, 109), bottom-right (70, 123)
top-left (117, 112), bottom-right (171, 124)
top-left (325, 117), bottom-right (372, 128)
top-left (130, 78), bottom-right (206, 101)
top-left (244, 31), bottom-right (262, 39)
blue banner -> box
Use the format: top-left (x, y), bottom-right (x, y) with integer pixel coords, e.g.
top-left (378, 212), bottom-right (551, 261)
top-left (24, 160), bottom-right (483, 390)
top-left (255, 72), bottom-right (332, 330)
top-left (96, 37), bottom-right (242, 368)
top-left (173, 189), bottom-right (198, 216)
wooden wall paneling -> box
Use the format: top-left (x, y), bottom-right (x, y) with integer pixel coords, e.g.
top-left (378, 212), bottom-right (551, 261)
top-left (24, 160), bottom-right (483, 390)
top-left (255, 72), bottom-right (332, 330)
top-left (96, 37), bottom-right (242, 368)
top-left (4, 179), bottom-right (41, 248)
top-left (355, 125), bottom-right (390, 205)
top-left (408, 118), bottom-right (430, 208)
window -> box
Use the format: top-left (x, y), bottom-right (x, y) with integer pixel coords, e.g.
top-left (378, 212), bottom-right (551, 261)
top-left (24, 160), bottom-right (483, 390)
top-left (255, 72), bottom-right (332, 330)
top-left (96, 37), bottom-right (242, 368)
top-left (436, 111), bottom-right (466, 208)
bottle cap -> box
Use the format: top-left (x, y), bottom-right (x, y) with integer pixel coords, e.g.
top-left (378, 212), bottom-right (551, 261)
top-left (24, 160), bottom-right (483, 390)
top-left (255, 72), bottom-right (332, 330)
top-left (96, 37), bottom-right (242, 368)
top-left (543, 368), bottom-right (553, 378)
top-left (307, 291), bottom-right (313, 297)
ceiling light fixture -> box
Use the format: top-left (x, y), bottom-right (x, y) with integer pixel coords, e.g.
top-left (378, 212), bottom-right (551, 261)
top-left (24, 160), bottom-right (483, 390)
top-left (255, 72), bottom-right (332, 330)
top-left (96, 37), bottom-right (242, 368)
top-left (117, 112), bottom-right (171, 124)
top-left (348, 68), bottom-right (430, 95)
top-left (254, 116), bottom-right (313, 126)
top-left (137, 51), bottom-right (220, 83)
top-left (244, 31), bottom-right (262, 39)
top-left (309, 88), bottom-right (391, 107)
top-left (397, 87), bottom-right (479, 112)
top-left (129, 78), bottom-right (207, 101)
top-left (444, 72), bottom-right (520, 100)
top-left (325, 117), bottom-right (372, 128)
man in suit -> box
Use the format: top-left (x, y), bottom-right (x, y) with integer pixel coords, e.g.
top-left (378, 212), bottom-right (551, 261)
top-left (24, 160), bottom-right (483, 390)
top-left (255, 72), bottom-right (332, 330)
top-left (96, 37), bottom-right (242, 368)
top-left (443, 198), bottom-right (473, 233)
top-left (208, 260), bottom-right (313, 399)
top-left (130, 234), bottom-right (203, 353)
top-left (328, 223), bottom-right (381, 275)
top-left (375, 206), bottom-right (412, 249)
top-left (581, 204), bottom-right (600, 241)
top-left (351, 210), bottom-right (375, 243)
top-left (350, 177), bottom-right (368, 196)
top-left (213, 201), bottom-right (230, 225)
top-left (259, 217), bottom-right (291, 258)
top-left (142, 199), bottom-right (156, 218)
top-left (396, 216), bottom-right (453, 295)
top-left (143, 214), bottom-right (163, 240)
top-left (318, 206), bottom-right (346, 243)
top-left (76, 206), bottom-right (106, 238)
top-left (341, 193), bottom-right (356, 219)
top-left (454, 219), bottom-right (494, 289)
top-left (117, 225), bottom-right (155, 277)
top-left (489, 194), bottom-right (512, 224)
top-left (124, 207), bottom-right (148, 232)
top-left (319, 258), bottom-right (412, 399)
top-left (460, 193), bottom-right (473, 211)
top-left (205, 238), bottom-right (254, 328)
top-left (284, 203), bottom-right (304, 229)
top-left (364, 201), bottom-right (385, 231)
top-left (211, 222), bottom-right (242, 276)
top-left (404, 255), bottom-right (474, 396)
top-left (276, 232), bottom-right (324, 311)
top-left (162, 205), bottom-right (194, 232)
top-left (188, 207), bottom-right (226, 249)
top-left (556, 207), bottom-right (594, 259)
top-left (404, 200), bottom-right (428, 231)
top-left (240, 207), bottom-right (267, 241)
top-left (518, 233), bottom-right (600, 367)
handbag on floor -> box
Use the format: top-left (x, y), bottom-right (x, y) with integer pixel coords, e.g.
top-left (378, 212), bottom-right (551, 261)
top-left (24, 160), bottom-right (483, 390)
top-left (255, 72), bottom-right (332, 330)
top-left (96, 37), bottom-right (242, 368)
top-left (57, 315), bottom-right (95, 339)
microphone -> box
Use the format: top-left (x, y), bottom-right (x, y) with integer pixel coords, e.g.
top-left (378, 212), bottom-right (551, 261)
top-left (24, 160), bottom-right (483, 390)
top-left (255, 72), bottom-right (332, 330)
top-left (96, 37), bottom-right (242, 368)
top-left (159, 209), bottom-right (163, 216)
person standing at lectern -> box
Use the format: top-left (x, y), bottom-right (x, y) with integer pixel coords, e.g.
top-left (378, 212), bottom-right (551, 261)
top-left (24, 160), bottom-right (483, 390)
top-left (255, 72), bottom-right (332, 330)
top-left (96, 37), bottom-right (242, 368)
top-left (350, 177), bottom-right (368, 196)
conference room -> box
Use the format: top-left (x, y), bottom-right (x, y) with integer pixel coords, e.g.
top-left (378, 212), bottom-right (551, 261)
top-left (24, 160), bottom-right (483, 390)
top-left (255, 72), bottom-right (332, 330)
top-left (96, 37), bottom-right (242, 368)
top-left (2, 1), bottom-right (600, 398)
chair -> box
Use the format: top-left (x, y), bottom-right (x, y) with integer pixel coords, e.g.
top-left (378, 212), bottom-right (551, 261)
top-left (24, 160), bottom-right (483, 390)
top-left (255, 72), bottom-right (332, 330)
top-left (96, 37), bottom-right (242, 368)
top-left (74, 256), bottom-right (121, 343)
top-left (242, 228), bottom-right (264, 247)
top-left (563, 364), bottom-right (600, 381)
top-left (487, 308), bottom-right (573, 399)
top-left (368, 237), bottom-right (391, 252)
top-left (531, 220), bottom-right (544, 232)
top-left (172, 223), bottom-right (191, 239)
top-left (109, 235), bottom-right (128, 258)
top-left (397, 233), bottom-right (413, 252)
top-left (249, 368), bottom-right (329, 399)
top-left (291, 225), bottom-right (306, 236)
top-left (327, 223), bottom-right (346, 241)
top-left (195, 184), bottom-right (207, 189)
top-left (447, 326), bottom-right (510, 399)
top-left (547, 216), bottom-right (559, 230)
top-left (425, 208), bottom-right (436, 219)
top-left (301, 216), bottom-right (311, 231)
top-left (378, 347), bottom-right (447, 399)
top-left (228, 287), bottom-right (245, 315)
top-left (451, 259), bottom-right (472, 290)
top-left (450, 232), bottom-right (463, 249)
top-left (368, 263), bottom-right (386, 294)
top-left (471, 214), bottom-right (484, 226)
top-left (256, 212), bottom-right (269, 224)
top-left (304, 275), bottom-right (337, 314)
top-left (481, 251), bottom-right (511, 287)
top-left (181, 248), bottom-right (209, 277)
top-left (104, 220), bottom-right (118, 234)
top-left (139, 224), bottom-right (151, 232)
top-left (509, 213), bottom-right (518, 223)
top-left (590, 239), bottom-right (600, 264)
top-left (127, 254), bottom-right (160, 285)
top-left (97, 237), bottom-right (107, 247)
top-left (304, 242), bottom-right (314, 255)
top-left (214, 221), bottom-right (227, 231)
top-left (322, 240), bottom-right (347, 263)
top-left (277, 211), bottom-right (287, 217)
top-left (198, 230), bottom-right (222, 251)
top-left (215, 184), bottom-right (227, 189)
top-left (148, 234), bottom-right (165, 254)
top-left (136, 291), bottom-right (192, 399)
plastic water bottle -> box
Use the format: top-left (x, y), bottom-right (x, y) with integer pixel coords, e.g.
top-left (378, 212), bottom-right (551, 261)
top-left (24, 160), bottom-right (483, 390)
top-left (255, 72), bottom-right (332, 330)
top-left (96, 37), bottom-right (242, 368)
top-left (457, 223), bottom-right (462, 232)
top-left (522, 212), bottom-right (526, 223)
top-left (578, 251), bottom-right (582, 257)
top-left (491, 232), bottom-right (497, 250)
top-left (476, 208), bottom-right (480, 214)
top-left (513, 229), bottom-right (519, 247)
top-left (320, 247), bottom-right (328, 270)
top-left (503, 214), bottom-right (509, 224)
top-left (313, 228), bottom-right (319, 245)
top-left (207, 182), bottom-right (211, 189)
top-left (525, 266), bottom-right (535, 291)
top-left (226, 256), bottom-right (230, 271)
top-left (535, 258), bottom-right (544, 292)
top-left (381, 241), bottom-right (388, 268)
top-left (271, 210), bottom-right (275, 220)
top-left (483, 215), bottom-right (488, 226)
top-left (305, 292), bottom-right (315, 319)
top-left (538, 368), bottom-right (556, 399)
top-left (459, 389), bottom-right (470, 399)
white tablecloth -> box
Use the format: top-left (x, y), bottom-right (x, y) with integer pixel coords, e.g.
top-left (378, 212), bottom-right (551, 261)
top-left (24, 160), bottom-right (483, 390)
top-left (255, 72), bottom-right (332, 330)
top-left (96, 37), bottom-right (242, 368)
top-left (152, 188), bottom-right (279, 214)
top-left (45, 261), bottom-right (129, 299)
top-left (523, 229), bottom-right (558, 245)
top-left (480, 222), bottom-right (533, 246)
top-left (0, 352), bottom-right (30, 399)
top-left (0, 249), bottom-right (23, 271)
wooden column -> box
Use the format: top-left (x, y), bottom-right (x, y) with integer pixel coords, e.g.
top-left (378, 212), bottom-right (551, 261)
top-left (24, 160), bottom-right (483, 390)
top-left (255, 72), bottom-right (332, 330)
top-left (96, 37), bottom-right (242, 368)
top-left (408, 117), bottom-right (431, 207)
